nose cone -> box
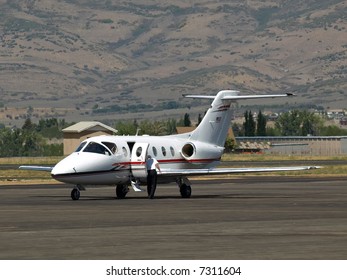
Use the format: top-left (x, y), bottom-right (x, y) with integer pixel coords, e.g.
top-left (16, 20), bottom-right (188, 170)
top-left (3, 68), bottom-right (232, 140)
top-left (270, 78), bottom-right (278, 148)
top-left (51, 155), bottom-right (77, 176)
top-left (51, 154), bottom-right (79, 184)
top-left (51, 152), bottom-right (116, 185)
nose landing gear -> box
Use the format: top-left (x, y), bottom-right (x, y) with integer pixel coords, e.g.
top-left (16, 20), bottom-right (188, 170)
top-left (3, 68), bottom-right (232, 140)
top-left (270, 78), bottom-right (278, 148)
top-left (70, 185), bottom-right (85, 200)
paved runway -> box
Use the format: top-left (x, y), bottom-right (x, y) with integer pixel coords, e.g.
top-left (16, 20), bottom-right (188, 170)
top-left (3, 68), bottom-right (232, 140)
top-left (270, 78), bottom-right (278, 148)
top-left (1, 176), bottom-right (347, 260)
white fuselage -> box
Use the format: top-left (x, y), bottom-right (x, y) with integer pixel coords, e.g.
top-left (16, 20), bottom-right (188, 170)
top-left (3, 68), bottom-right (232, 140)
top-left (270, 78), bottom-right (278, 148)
top-left (51, 134), bottom-right (224, 185)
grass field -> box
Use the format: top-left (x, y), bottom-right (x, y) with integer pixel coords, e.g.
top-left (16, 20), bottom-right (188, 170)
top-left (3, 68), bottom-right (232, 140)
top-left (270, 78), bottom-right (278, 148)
top-left (0, 157), bottom-right (61, 184)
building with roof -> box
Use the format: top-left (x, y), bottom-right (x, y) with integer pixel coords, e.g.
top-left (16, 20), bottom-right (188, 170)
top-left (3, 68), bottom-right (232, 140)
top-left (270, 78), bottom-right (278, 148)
top-left (63, 121), bottom-right (118, 155)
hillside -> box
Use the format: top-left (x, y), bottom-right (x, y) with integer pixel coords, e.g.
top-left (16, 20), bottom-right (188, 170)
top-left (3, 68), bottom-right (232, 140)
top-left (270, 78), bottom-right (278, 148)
top-left (0, 0), bottom-right (346, 126)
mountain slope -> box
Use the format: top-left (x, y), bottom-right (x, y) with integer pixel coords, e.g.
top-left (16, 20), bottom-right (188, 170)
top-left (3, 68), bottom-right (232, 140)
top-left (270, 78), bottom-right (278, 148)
top-left (0, 0), bottom-right (346, 125)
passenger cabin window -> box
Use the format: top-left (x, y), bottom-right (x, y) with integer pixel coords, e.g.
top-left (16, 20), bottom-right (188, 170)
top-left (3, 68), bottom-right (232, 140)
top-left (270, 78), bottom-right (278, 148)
top-left (75, 141), bottom-right (87, 152)
top-left (122, 147), bottom-right (128, 157)
top-left (136, 147), bottom-right (142, 157)
top-left (170, 146), bottom-right (175, 156)
top-left (83, 142), bottom-right (111, 156)
top-left (161, 146), bottom-right (166, 157)
top-left (102, 142), bottom-right (117, 154)
top-left (152, 146), bottom-right (157, 157)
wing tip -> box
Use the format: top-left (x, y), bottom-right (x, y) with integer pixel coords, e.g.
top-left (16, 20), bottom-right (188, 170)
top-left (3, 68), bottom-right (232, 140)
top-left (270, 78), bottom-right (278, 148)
top-left (19, 165), bottom-right (53, 172)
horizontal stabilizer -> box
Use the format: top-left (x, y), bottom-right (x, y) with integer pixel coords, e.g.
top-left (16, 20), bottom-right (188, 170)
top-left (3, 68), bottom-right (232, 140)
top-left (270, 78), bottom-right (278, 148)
top-left (221, 92), bottom-right (295, 100)
top-left (19, 166), bottom-right (53, 172)
top-left (183, 95), bottom-right (217, 99)
top-left (184, 91), bottom-right (295, 101)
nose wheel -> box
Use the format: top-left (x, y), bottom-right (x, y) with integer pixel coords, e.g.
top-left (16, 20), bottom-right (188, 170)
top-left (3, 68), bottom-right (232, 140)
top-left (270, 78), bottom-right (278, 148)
top-left (70, 185), bottom-right (85, 200)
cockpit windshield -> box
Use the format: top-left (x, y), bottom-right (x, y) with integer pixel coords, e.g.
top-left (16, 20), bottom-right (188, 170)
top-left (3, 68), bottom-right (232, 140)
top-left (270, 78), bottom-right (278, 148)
top-left (75, 141), bottom-right (87, 152)
top-left (83, 142), bottom-right (111, 156)
top-left (102, 142), bottom-right (117, 154)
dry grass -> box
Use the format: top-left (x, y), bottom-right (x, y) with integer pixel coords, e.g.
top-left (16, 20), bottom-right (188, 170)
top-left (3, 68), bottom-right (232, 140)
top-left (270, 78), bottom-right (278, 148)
top-left (0, 169), bottom-right (53, 184)
top-left (0, 157), bottom-right (60, 185)
top-left (0, 157), bottom-right (62, 165)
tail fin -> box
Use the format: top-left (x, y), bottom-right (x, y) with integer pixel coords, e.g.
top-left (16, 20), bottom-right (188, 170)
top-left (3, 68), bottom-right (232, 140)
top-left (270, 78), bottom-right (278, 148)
top-left (185, 90), bottom-right (294, 147)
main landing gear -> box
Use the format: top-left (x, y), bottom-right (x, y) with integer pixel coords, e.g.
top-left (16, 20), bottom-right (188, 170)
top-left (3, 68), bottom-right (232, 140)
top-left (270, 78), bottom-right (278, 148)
top-left (116, 184), bottom-right (129, 199)
top-left (177, 177), bottom-right (192, 198)
top-left (70, 180), bottom-right (191, 200)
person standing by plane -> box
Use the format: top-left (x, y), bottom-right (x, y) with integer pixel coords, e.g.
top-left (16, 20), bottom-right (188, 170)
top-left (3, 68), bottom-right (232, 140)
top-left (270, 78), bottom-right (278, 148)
top-left (146, 155), bottom-right (161, 199)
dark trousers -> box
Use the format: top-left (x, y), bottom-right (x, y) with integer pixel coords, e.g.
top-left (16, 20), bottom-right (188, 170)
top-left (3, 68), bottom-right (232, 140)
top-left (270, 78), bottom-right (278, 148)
top-left (147, 170), bottom-right (157, 198)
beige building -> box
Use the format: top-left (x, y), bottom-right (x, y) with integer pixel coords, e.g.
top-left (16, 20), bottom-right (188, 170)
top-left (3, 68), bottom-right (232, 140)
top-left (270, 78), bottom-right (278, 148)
top-left (63, 121), bottom-right (118, 155)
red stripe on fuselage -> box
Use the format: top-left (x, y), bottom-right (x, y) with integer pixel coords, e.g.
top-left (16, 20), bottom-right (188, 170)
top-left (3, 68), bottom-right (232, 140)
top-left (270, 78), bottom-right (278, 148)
top-left (114, 158), bottom-right (220, 166)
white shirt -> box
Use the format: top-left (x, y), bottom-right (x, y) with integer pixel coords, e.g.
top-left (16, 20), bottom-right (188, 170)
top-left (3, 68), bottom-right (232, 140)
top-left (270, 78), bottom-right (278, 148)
top-left (146, 158), bottom-right (158, 171)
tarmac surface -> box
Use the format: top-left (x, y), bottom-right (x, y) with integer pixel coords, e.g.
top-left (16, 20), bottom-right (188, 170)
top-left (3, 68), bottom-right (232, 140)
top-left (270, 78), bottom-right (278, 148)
top-left (1, 176), bottom-right (347, 260)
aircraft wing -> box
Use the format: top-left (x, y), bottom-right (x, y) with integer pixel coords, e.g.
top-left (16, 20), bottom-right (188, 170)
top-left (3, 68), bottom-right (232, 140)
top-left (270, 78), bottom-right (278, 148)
top-left (159, 166), bottom-right (320, 177)
top-left (19, 166), bottom-right (54, 172)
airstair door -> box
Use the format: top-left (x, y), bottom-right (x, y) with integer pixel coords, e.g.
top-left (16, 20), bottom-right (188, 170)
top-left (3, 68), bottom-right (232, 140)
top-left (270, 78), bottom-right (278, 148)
top-left (130, 142), bottom-right (149, 179)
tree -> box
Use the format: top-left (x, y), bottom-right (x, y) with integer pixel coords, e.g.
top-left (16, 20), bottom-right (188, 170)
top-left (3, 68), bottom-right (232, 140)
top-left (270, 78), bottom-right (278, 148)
top-left (243, 110), bottom-right (255, 136)
top-left (256, 110), bottom-right (267, 136)
top-left (0, 128), bottom-right (46, 157)
top-left (275, 110), bottom-right (302, 136)
top-left (36, 118), bottom-right (66, 139)
top-left (166, 119), bottom-right (177, 135)
top-left (150, 121), bottom-right (167, 136)
top-left (183, 113), bottom-right (191, 127)
top-left (21, 131), bottom-right (45, 156)
top-left (275, 110), bottom-right (323, 136)
top-left (22, 118), bottom-right (35, 131)
top-left (300, 111), bottom-right (323, 136)
top-left (232, 123), bottom-right (243, 137)
top-left (115, 121), bottom-right (137, 135)
top-left (224, 137), bottom-right (235, 153)
top-left (197, 113), bottom-right (203, 126)
top-left (320, 125), bottom-right (347, 136)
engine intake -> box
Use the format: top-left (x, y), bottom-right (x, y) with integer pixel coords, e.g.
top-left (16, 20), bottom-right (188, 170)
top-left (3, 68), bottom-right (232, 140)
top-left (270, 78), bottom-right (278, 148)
top-left (181, 143), bottom-right (195, 159)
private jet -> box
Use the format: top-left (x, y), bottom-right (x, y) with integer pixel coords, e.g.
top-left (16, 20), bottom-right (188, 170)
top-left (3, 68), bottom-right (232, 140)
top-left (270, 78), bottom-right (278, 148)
top-left (20, 90), bottom-right (319, 200)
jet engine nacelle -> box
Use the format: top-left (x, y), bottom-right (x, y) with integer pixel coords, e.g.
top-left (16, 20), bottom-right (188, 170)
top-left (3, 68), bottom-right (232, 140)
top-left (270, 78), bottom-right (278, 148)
top-left (180, 141), bottom-right (224, 167)
top-left (181, 142), bottom-right (196, 160)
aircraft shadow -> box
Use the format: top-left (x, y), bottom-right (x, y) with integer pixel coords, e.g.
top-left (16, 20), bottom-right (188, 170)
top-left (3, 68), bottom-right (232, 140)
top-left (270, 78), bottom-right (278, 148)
top-left (36, 194), bottom-right (294, 201)
top-left (36, 194), bottom-right (223, 201)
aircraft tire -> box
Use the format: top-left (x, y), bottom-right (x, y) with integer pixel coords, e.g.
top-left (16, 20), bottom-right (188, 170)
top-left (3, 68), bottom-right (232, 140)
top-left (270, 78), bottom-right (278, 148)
top-left (71, 188), bottom-right (80, 200)
top-left (180, 184), bottom-right (192, 198)
top-left (116, 184), bottom-right (129, 199)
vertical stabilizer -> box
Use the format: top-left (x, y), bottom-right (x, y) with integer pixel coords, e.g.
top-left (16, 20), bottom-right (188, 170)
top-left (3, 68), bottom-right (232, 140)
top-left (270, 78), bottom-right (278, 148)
top-left (187, 90), bottom-right (237, 147)
top-left (184, 90), bottom-right (294, 147)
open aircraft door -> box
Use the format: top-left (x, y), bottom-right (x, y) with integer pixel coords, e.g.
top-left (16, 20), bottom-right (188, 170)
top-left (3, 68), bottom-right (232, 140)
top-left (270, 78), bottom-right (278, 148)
top-left (130, 142), bottom-right (149, 180)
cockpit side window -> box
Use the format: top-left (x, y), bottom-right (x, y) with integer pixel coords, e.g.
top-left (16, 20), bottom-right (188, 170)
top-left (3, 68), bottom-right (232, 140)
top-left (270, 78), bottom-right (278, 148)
top-left (83, 142), bottom-right (111, 156)
top-left (102, 142), bottom-right (117, 154)
top-left (75, 141), bottom-right (87, 152)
